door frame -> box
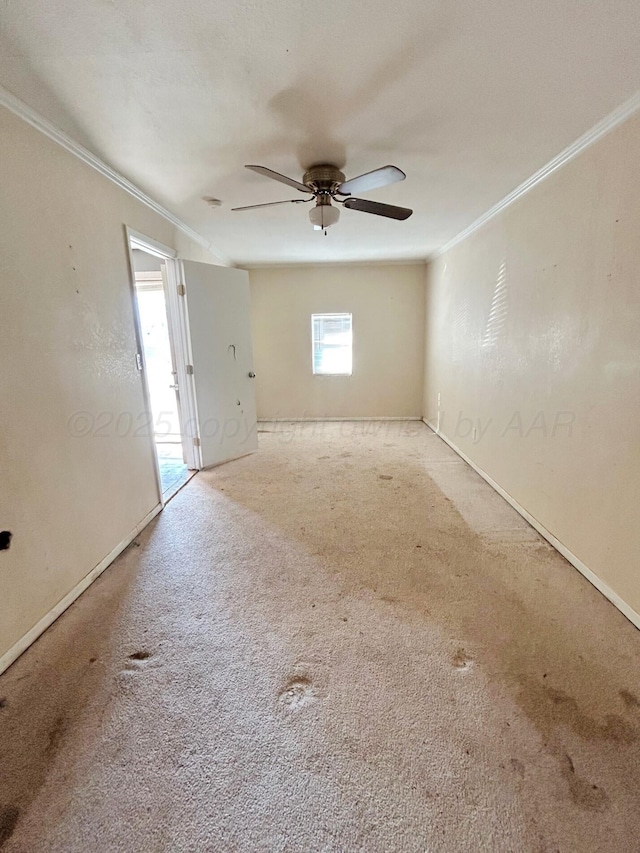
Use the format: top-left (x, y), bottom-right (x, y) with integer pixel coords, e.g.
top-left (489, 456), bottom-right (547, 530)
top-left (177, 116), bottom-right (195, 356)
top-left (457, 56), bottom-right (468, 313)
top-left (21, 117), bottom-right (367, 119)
top-left (163, 258), bottom-right (201, 469)
top-left (124, 228), bottom-right (200, 508)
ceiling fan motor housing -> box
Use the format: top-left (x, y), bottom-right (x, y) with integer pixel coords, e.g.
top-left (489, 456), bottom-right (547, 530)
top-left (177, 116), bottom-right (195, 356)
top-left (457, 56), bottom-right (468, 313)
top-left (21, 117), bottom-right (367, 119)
top-left (302, 164), bottom-right (346, 194)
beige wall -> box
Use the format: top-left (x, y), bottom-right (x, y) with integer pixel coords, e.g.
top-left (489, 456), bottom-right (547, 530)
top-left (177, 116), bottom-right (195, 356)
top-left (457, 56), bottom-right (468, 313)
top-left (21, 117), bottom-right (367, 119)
top-left (0, 106), bottom-right (218, 667)
top-left (250, 264), bottom-right (425, 419)
top-left (424, 110), bottom-right (640, 617)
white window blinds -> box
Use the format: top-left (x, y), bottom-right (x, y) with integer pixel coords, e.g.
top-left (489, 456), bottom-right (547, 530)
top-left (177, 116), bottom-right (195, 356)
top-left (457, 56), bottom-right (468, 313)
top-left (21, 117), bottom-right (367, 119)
top-left (311, 313), bottom-right (353, 375)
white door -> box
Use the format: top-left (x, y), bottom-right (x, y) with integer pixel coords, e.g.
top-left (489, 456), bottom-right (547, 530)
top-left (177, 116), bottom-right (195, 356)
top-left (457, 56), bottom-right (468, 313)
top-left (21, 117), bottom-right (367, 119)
top-left (180, 261), bottom-right (258, 469)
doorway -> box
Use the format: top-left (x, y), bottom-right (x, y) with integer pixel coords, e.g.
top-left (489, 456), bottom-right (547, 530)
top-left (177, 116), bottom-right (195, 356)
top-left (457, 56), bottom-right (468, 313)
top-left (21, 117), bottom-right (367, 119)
top-left (126, 228), bottom-right (259, 499)
top-left (129, 243), bottom-right (194, 501)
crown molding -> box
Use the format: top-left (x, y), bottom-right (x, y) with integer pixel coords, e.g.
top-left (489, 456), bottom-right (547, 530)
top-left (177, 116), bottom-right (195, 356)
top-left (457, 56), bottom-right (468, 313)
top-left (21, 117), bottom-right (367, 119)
top-left (243, 258), bottom-right (427, 270)
top-left (0, 84), bottom-right (232, 266)
top-left (430, 89), bottom-right (640, 260)
top-left (4, 81), bottom-right (639, 270)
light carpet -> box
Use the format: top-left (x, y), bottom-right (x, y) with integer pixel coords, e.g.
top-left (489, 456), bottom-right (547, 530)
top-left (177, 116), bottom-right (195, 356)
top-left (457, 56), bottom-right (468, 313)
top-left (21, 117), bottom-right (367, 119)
top-left (1, 421), bottom-right (639, 852)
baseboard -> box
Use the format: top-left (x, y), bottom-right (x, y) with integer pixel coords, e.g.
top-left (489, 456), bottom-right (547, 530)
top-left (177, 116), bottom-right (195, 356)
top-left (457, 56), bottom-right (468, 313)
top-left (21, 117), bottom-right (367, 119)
top-left (258, 417), bottom-right (423, 422)
top-left (0, 503), bottom-right (163, 676)
top-left (422, 418), bottom-right (640, 631)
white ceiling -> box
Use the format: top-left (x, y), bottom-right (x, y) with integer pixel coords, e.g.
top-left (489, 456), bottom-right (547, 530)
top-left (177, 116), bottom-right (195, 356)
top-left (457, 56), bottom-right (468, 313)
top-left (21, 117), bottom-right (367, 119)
top-left (2, 0), bottom-right (640, 266)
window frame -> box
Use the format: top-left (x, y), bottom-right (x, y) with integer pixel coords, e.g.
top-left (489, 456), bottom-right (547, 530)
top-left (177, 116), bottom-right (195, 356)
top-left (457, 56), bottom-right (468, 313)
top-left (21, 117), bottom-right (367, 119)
top-left (311, 312), bottom-right (353, 377)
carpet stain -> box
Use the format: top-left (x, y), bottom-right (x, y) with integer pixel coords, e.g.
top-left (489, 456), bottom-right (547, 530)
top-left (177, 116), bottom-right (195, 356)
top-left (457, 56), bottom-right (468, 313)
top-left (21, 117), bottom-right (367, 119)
top-left (452, 648), bottom-right (473, 671)
top-left (121, 650), bottom-right (153, 675)
top-left (510, 758), bottom-right (525, 778)
top-left (279, 676), bottom-right (316, 711)
top-left (0, 543), bottom-right (141, 850)
top-left (512, 678), bottom-right (637, 808)
top-left (379, 474), bottom-right (393, 481)
top-left (0, 807), bottom-right (19, 848)
top-left (620, 689), bottom-right (640, 710)
top-left (129, 651), bottom-right (151, 661)
top-left (45, 716), bottom-right (66, 757)
top-left (542, 686), bottom-right (638, 743)
top-left (562, 754), bottom-right (608, 811)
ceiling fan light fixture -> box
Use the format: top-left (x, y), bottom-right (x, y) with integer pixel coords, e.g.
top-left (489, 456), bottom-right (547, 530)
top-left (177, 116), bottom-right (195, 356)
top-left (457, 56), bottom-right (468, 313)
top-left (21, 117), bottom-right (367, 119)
top-left (235, 163), bottom-right (412, 226)
top-left (309, 201), bottom-right (340, 230)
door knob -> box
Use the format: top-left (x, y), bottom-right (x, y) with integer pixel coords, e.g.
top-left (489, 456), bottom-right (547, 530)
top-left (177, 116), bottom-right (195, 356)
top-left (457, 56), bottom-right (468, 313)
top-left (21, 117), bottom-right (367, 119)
top-left (248, 371), bottom-right (256, 378)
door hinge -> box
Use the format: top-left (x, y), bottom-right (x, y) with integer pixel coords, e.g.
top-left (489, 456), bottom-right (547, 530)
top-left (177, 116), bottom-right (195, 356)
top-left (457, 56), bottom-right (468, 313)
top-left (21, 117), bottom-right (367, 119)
top-left (135, 352), bottom-right (143, 371)
top-left (177, 283), bottom-right (186, 296)
top-left (186, 364), bottom-right (194, 375)
top-left (193, 436), bottom-right (201, 447)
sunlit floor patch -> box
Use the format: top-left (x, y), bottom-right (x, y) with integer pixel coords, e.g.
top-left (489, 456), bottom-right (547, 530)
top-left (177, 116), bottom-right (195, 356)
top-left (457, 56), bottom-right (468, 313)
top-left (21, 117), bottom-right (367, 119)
top-left (156, 443), bottom-right (194, 499)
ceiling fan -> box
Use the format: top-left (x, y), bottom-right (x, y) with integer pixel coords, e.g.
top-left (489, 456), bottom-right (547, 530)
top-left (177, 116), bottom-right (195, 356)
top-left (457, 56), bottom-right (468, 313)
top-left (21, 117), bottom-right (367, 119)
top-left (232, 164), bottom-right (413, 231)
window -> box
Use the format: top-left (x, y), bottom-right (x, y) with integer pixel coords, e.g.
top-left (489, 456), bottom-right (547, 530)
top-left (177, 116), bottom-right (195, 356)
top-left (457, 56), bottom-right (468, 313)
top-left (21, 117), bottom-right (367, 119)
top-left (312, 313), bottom-right (353, 375)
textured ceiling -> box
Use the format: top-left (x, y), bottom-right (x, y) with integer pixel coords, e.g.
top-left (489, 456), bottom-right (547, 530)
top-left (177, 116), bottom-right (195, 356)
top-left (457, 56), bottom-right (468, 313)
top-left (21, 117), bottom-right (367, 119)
top-left (2, 0), bottom-right (640, 265)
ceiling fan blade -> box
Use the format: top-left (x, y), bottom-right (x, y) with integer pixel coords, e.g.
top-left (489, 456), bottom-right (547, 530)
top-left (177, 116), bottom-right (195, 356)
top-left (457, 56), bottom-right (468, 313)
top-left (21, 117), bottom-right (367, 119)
top-left (232, 198), bottom-right (312, 211)
top-left (342, 197), bottom-right (413, 220)
top-left (338, 165), bottom-right (406, 196)
top-left (245, 165), bottom-right (311, 194)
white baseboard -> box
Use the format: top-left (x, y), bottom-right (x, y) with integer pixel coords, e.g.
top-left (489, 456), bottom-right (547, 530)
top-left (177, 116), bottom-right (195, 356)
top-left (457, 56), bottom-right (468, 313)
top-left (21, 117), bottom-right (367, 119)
top-left (0, 503), bottom-right (163, 676)
top-left (258, 417), bottom-right (423, 422)
top-left (423, 418), bottom-right (640, 631)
